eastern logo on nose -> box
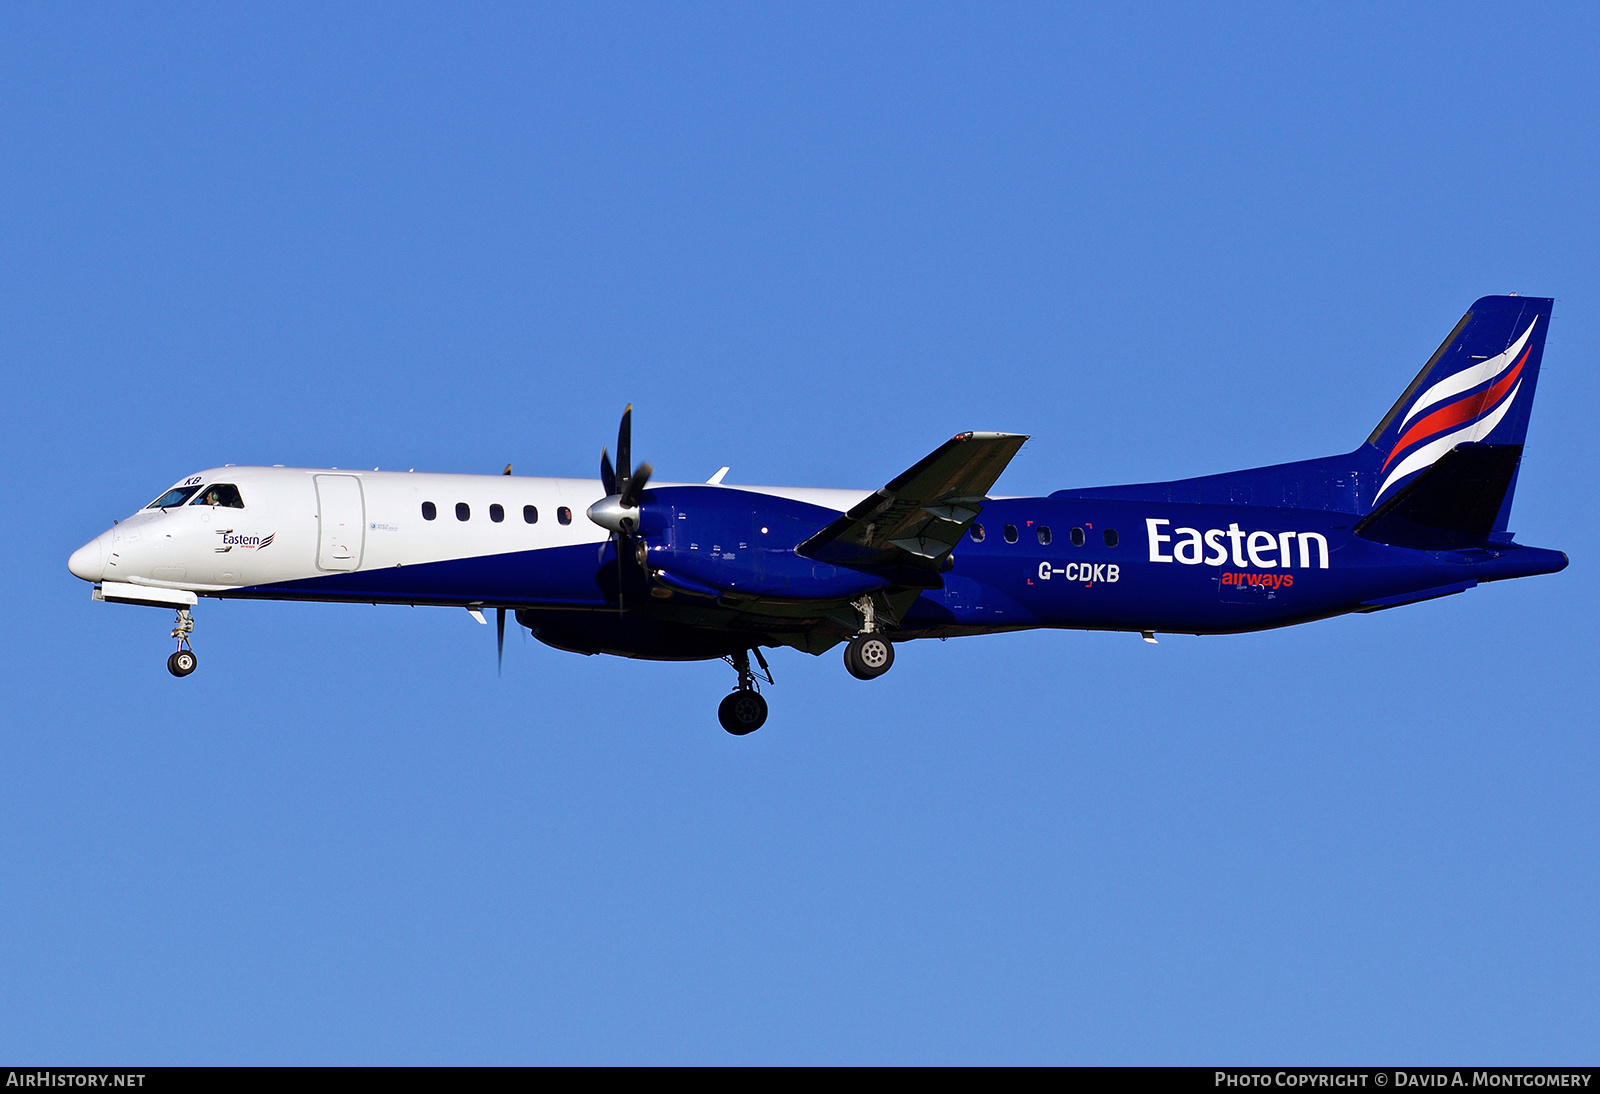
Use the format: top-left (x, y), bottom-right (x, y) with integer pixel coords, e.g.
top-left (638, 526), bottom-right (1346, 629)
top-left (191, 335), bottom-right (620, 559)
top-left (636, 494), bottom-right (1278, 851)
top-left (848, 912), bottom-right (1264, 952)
top-left (214, 530), bottom-right (275, 552)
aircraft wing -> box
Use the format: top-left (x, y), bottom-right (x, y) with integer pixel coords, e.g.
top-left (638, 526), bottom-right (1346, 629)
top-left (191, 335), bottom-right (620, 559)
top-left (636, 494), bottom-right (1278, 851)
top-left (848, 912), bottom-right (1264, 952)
top-left (796, 431), bottom-right (1028, 572)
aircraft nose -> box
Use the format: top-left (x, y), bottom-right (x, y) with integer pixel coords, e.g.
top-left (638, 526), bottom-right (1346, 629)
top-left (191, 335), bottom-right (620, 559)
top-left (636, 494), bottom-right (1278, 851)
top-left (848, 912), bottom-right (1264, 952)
top-left (68, 533), bottom-right (108, 582)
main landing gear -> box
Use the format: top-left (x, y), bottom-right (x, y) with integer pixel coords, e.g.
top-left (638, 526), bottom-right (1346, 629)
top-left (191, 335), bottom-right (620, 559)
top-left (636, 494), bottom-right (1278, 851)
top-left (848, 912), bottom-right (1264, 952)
top-left (844, 634), bottom-right (894, 680)
top-left (167, 608), bottom-right (197, 678)
top-left (842, 595), bottom-right (895, 680)
top-left (718, 648), bottom-right (771, 735)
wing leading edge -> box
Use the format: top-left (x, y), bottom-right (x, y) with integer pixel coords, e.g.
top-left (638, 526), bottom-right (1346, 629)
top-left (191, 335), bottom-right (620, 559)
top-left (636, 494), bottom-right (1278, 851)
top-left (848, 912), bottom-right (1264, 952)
top-left (796, 431), bottom-right (1028, 572)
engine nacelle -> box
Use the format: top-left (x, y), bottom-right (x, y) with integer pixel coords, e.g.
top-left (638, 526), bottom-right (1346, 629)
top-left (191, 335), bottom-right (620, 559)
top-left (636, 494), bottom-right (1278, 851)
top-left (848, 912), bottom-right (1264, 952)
top-left (637, 486), bottom-right (891, 600)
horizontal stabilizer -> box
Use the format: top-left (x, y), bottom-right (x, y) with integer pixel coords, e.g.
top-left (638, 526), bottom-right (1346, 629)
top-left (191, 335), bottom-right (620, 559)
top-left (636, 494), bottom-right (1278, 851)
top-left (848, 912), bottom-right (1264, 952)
top-left (1353, 442), bottom-right (1521, 550)
top-left (1358, 580), bottom-right (1477, 611)
top-left (799, 431), bottom-right (1027, 572)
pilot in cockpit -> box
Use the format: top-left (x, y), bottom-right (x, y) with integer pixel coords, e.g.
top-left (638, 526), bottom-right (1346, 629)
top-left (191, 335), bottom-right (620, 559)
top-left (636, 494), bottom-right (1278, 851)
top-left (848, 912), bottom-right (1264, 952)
top-left (192, 484), bottom-right (245, 509)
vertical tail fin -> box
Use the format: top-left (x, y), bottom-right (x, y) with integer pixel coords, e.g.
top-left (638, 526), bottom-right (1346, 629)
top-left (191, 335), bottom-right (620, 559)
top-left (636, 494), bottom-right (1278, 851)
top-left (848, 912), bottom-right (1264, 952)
top-left (1051, 296), bottom-right (1554, 534)
top-left (1363, 295), bottom-right (1552, 537)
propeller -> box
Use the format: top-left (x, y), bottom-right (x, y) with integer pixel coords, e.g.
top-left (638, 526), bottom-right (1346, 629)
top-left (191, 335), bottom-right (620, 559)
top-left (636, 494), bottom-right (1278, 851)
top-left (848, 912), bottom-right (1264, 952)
top-left (498, 465), bottom-right (512, 675)
top-left (588, 405), bottom-right (655, 608)
top-left (596, 406), bottom-right (653, 525)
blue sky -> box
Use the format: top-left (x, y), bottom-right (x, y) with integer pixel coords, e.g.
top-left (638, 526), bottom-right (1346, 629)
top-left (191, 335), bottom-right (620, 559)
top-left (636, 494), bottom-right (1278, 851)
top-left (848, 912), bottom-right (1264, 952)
top-left (3, 3), bottom-right (1597, 1063)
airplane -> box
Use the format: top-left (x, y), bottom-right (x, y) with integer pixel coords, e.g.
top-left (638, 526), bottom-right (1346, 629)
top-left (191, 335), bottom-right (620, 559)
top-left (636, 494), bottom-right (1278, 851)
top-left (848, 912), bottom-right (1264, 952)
top-left (68, 295), bottom-right (1567, 735)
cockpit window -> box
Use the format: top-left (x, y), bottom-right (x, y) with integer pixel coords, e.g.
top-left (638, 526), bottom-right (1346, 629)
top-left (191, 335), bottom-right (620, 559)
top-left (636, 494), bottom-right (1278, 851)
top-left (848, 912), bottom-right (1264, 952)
top-left (147, 485), bottom-right (202, 509)
top-left (190, 484), bottom-right (245, 508)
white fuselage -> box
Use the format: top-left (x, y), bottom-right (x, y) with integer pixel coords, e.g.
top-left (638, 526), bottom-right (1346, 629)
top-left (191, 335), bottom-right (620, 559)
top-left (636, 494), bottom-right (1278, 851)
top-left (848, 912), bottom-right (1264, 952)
top-left (68, 466), bottom-right (869, 596)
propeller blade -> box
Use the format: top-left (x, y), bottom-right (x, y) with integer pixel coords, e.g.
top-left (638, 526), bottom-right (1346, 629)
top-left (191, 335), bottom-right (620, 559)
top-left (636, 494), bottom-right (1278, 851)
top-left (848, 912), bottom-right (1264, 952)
top-left (600, 447), bottom-right (616, 496)
top-left (496, 608), bottom-right (506, 676)
top-left (616, 404), bottom-right (632, 497)
top-left (620, 462), bottom-right (653, 509)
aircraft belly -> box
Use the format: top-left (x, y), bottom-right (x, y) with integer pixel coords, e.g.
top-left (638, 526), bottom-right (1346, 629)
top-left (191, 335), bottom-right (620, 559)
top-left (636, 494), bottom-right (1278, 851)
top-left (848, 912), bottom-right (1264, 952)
top-left (515, 609), bottom-right (753, 661)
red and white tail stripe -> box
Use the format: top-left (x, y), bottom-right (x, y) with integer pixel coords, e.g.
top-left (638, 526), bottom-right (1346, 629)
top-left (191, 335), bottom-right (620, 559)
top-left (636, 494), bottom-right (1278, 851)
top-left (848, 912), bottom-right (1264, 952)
top-left (1374, 317), bottom-right (1537, 503)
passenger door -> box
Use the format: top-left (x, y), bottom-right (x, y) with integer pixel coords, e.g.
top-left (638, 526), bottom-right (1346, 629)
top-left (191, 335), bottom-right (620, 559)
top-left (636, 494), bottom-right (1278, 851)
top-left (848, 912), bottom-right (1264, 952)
top-left (314, 474), bottom-right (365, 571)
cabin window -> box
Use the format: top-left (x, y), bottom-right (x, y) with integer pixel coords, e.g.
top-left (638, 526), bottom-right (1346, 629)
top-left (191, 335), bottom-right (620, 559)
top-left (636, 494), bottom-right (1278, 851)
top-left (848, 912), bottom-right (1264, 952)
top-left (422, 502), bottom-right (437, 521)
top-left (1003, 524), bottom-right (1018, 544)
top-left (456, 502), bottom-right (470, 521)
top-left (147, 485), bottom-right (202, 509)
top-left (1070, 527), bottom-right (1086, 547)
top-left (1103, 528), bottom-right (1119, 547)
top-left (190, 483), bottom-right (245, 508)
top-left (969, 524), bottom-right (985, 543)
top-left (490, 504), bottom-right (504, 523)
top-left (1036, 526), bottom-right (1052, 546)
top-left (523, 505), bottom-right (538, 524)
top-left (557, 506), bottom-right (572, 525)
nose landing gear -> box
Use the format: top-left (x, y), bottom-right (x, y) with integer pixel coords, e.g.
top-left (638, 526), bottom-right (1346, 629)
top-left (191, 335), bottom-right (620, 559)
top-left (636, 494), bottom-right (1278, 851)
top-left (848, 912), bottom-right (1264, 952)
top-left (718, 648), bottom-right (771, 735)
top-left (167, 608), bottom-right (197, 677)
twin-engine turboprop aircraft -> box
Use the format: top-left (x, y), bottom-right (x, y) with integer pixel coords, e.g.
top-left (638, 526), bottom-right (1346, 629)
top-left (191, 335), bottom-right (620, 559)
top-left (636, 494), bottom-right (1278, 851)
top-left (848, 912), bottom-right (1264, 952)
top-left (69, 296), bottom-right (1567, 734)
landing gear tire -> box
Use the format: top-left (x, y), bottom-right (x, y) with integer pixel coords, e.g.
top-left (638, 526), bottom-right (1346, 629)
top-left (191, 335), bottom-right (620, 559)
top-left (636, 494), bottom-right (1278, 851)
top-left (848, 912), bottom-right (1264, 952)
top-left (167, 649), bottom-right (197, 677)
top-left (845, 634), bottom-right (894, 680)
top-left (718, 690), bottom-right (768, 735)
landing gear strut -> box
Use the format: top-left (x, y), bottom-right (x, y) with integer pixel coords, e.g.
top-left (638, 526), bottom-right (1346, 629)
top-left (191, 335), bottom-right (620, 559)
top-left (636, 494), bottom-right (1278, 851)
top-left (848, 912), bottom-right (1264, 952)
top-left (167, 608), bottom-right (197, 677)
top-left (844, 595), bottom-right (895, 680)
top-left (718, 648), bottom-right (770, 735)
